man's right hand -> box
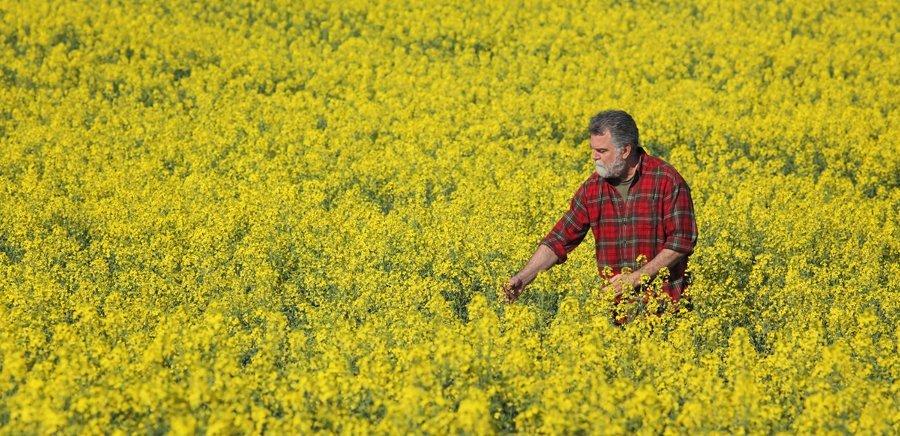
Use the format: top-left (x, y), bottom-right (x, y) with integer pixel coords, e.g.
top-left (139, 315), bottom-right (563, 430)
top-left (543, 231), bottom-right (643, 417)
top-left (503, 245), bottom-right (558, 303)
top-left (502, 275), bottom-right (526, 303)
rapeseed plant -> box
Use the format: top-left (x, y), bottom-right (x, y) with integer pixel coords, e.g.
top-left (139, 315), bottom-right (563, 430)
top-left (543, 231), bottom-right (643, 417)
top-left (0, 0), bottom-right (896, 433)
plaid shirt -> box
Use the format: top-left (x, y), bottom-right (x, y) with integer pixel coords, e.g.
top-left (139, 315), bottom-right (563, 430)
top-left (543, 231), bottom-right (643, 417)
top-left (540, 147), bottom-right (697, 300)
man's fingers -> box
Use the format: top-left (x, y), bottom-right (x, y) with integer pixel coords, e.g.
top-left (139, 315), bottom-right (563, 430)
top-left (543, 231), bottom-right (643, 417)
top-left (602, 283), bottom-right (625, 296)
top-left (501, 283), bottom-right (514, 303)
top-left (502, 281), bottom-right (522, 303)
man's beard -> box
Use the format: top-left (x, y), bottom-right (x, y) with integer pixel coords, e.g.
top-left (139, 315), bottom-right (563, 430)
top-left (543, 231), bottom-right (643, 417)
top-left (595, 153), bottom-right (627, 179)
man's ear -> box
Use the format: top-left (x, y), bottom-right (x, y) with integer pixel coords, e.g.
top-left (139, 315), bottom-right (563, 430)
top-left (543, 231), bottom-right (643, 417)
top-left (622, 144), bottom-right (632, 159)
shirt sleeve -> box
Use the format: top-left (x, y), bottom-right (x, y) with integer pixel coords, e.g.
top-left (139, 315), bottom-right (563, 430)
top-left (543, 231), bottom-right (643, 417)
top-left (540, 182), bottom-right (591, 265)
top-left (662, 179), bottom-right (698, 255)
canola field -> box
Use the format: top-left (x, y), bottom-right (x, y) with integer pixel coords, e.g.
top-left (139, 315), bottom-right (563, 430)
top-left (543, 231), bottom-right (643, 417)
top-left (1, 0), bottom-right (898, 433)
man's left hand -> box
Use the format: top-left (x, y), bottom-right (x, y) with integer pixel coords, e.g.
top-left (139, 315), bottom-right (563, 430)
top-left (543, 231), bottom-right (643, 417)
top-left (602, 272), bottom-right (639, 296)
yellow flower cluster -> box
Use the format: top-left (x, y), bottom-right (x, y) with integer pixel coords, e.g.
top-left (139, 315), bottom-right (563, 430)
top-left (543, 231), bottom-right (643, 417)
top-left (1, 0), bottom-right (897, 433)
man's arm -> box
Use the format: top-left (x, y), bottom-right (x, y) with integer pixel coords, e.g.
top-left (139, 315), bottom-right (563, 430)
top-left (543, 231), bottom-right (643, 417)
top-left (607, 248), bottom-right (686, 292)
top-left (636, 248), bottom-right (686, 279)
top-left (504, 181), bottom-right (592, 303)
top-left (502, 244), bottom-right (558, 302)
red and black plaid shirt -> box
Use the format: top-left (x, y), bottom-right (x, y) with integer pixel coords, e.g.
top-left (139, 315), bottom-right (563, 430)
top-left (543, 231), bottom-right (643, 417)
top-left (540, 147), bottom-right (698, 300)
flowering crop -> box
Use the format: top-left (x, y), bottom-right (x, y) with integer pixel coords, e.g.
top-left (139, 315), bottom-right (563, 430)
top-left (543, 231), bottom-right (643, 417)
top-left (1, 0), bottom-right (897, 433)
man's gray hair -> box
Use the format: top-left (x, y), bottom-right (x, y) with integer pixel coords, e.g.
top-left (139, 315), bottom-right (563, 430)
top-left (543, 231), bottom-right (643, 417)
top-left (588, 110), bottom-right (640, 151)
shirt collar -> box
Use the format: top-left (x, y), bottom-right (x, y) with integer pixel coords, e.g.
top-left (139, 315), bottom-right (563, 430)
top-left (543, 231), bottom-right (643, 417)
top-left (632, 146), bottom-right (646, 182)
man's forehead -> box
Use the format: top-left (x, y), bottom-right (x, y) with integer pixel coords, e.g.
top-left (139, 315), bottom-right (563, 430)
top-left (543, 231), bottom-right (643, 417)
top-left (590, 132), bottom-right (613, 147)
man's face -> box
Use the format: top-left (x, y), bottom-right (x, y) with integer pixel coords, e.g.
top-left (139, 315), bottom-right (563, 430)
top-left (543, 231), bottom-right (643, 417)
top-left (590, 132), bottom-right (627, 178)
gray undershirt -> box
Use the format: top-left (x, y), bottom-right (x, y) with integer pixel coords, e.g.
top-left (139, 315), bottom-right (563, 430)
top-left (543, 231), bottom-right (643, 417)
top-left (609, 173), bottom-right (635, 202)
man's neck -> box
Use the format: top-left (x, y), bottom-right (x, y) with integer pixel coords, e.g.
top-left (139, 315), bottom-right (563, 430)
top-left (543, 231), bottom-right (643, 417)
top-left (622, 153), bottom-right (641, 181)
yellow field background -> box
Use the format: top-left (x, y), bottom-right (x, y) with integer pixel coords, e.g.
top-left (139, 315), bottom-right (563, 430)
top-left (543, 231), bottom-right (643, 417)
top-left (1, 0), bottom-right (898, 433)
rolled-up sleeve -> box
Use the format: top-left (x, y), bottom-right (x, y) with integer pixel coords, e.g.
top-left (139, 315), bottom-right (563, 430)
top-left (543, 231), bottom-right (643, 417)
top-left (540, 183), bottom-right (591, 265)
top-left (662, 180), bottom-right (698, 255)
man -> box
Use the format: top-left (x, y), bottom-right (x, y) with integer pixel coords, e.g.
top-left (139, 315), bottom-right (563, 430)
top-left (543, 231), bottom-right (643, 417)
top-left (503, 110), bottom-right (697, 311)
